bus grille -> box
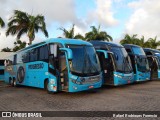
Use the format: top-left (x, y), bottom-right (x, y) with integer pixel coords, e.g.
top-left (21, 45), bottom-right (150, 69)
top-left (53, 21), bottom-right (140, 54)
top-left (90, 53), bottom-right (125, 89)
top-left (82, 75), bottom-right (101, 84)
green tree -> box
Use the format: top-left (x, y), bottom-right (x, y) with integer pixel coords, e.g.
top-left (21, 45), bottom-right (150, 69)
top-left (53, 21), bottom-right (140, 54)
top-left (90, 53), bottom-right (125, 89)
top-left (85, 25), bottom-right (113, 41)
top-left (1, 47), bottom-right (12, 52)
top-left (145, 36), bottom-right (160, 49)
top-left (120, 34), bottom-right (140, 45)
top-left (120, 34), bottom-right (160, 49)
top-left (59, 24), bottom-right (85, 40)
top-left (0, 17), bottom-right (5, 28)
top-left (6, 10), bottom-right (48, 45)
top-left (13, 40), bottom-right (26, 52)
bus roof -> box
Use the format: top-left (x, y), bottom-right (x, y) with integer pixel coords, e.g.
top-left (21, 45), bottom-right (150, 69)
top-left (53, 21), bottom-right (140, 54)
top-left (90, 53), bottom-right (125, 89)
top-left (18, 38), bottom-right (92, 52)
top-left (123, 44), bottom-right (142, 48)
top-left (143, 48), bottom-right (160, 53)
top-left (90, 40), bottom-right (123, 47)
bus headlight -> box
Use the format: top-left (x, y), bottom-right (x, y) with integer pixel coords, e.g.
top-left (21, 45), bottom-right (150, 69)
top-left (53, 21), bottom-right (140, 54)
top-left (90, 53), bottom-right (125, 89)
top-left (50, 79), bottom-right (55, 84)
top-left (71, 79), bottom-right (76, 83)
top-left (114, 74), bottom-right (122, 78)
top-left (71, 79), bottom-right (82, 85)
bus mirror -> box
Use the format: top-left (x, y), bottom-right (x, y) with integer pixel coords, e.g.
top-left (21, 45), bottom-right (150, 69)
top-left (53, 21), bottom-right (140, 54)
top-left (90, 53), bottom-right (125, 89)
top-left (96, 50), bottom-right (108, 58)
top-left (60, 48), bottom-right (73, 60)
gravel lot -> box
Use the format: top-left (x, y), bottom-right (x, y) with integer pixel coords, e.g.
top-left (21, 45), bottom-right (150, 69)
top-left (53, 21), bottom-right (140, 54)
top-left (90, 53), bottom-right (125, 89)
top-left (0, 80), bottom-right (160, 120)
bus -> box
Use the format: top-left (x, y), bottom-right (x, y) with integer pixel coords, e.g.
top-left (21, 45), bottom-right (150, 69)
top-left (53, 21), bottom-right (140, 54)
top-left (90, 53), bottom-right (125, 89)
top-left (90, 41), bottom-right (134, 86)
top-left (4, 38), bottom-right (107, 93)
top-left (123, 44), bottom-right (150, 82)
top-left (0, 60), bottom-right (4, 81)
top-left (0, 52), bottom-right (14, 81)
top-left (143, 48), bottom-right (160, 80)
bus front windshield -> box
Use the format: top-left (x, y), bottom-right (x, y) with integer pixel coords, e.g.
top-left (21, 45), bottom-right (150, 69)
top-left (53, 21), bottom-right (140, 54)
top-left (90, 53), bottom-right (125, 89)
top-left (137, 57), bottom-right (150, 72)
top-left (132, 46), bottom-right (146, 55)
top-left (66, 45), bottom-right (101, 76)
top-left (132, 46), bottom-right (150, 72)
top-left (110, 47), bottom-right (132, 73)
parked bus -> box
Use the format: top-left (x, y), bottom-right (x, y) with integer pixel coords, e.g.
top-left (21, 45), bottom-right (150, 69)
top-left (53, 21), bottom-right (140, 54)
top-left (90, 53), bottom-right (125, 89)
top-left (0, 52), bottom-right (14, 81)
top-left (123, 44), bottom-right (150, 82)
top-left (5, 38), bottom-right (107, 93)
top-left (143, 48), bottom-right (160, 80)
top-left (0, 60), bottom-right (4, 81)
top-left (90, 41), bottom-right (134, 86)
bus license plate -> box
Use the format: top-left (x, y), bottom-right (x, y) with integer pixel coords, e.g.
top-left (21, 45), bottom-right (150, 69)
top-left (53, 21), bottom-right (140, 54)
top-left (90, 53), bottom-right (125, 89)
top-left (89, 86), bottom-right (94, 89)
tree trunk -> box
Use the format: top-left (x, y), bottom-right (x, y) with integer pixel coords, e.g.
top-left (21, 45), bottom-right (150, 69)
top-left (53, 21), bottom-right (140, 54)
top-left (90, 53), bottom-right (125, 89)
top-left (29, 38), bottom-right (33, 45)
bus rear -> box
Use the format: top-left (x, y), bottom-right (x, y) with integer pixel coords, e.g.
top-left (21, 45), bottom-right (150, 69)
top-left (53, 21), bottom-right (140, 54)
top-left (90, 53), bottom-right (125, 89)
top-left (123, 44), bottom-right (150, 82)
top-left (4, 38), bottom-right (104, 93)
top-left (90, 41), bottom-right (134, 86)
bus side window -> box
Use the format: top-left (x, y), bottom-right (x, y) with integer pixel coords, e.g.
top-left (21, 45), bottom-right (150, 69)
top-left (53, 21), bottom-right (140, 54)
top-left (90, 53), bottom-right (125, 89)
top-left (30, 48), bottom-right (38, 62)
top-left (39, 45), bottom-right (49, 61)
top-left (22, 51), bottom-right (30, 63)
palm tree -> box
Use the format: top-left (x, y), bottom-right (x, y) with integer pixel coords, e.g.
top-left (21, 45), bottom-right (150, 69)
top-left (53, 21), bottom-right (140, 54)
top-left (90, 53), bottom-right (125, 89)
top-left (6, 10), bottom-right (48, 45)
top-left (59, 24), bottom-right (85, 40)
top-left (1, 47), bottom-right (12, 52)
top-left (13, 40), bottom-right (26, 52)
top-left (0, 17), bottom-right (5, 28)
top-left (145, 36), bottom-right (160, 49)
top-left (120, 34), bottom-right (140, 45)
top-left (85, 25), bottom-right (113, 41)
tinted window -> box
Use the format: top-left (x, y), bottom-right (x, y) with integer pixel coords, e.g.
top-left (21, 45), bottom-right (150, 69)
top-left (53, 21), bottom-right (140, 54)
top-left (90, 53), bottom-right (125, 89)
top-left (0, 70), bottom-right (4, 75)
top-left (30, 48), bottom-right (38, 61)
top-left (132, 47), bottom-right (145, 55)
top-left (0, 60), bottom-right (4, 66)
top-left (39, 45), bottom-right (49, 60)
top-left (22, 51), bottom-right (30, 63)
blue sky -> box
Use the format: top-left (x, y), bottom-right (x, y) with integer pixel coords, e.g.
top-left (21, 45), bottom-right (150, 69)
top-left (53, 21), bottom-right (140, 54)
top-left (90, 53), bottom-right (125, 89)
top-left (0, 0), bottom-right (160, 49)
top-left (47, 0), bottom-right (134, 41)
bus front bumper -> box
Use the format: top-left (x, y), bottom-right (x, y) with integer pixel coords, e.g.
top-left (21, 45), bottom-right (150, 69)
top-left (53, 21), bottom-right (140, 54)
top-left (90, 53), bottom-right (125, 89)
top-left (69, 81), bottom-right (102, 92)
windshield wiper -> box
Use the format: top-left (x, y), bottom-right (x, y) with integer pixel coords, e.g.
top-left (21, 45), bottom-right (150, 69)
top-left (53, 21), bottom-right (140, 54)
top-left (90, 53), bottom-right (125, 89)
top-left (123, 57), bottom-right (132, 73)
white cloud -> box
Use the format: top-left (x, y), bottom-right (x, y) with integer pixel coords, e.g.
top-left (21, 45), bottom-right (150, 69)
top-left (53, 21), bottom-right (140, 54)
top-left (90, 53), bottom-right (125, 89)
top-left (0, 0), bottom-right (119, 50)
top-left (125, 0), bottom-right (160, 40)
top-left (87, 0), bottom-right (118, 27)
top-left (0, 0), bottom-right (81, 50)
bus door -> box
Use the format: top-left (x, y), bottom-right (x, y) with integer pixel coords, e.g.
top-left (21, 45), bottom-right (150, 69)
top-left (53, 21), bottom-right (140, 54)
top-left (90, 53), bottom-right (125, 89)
top-left (147, 56), bottom-right (158, 80)
top-left (59, 51), bottom-right (69, 92)
top-left (98, 52), bottom-right (115, 85)
top-left (50, 44), bottom-right (69, 92)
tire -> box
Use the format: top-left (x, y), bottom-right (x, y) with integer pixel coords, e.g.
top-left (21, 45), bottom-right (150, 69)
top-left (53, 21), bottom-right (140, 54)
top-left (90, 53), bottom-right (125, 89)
top-left (10, 79), bottom-right (14, 87)
top-left (44, 81), bottom-right (52, 94)
top-left (17, 66), bottom-right (25, 83)
top-left (13, 79), bottom-right (17, 87)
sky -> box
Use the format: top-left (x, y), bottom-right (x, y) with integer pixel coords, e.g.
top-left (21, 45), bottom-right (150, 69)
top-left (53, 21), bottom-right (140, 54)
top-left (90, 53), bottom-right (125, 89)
top-left (0, 0), bottom-right (160, 50)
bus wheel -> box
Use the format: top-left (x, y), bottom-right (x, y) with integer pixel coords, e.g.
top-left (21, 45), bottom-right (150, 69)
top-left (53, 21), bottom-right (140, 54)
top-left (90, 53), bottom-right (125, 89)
top-left (45, 81), bottom-right (52, 94)
top-left (13, 79), bottom-right (17, 87)
top-left (10, 79), bottom-right (14, 87)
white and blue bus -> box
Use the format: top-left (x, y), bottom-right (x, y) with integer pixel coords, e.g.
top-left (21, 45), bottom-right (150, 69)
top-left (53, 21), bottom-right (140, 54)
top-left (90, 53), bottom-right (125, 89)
top-left (0, 60), bottom-right (4, 81)
top-left (143, 48), bottom-right (160, 80)
top-left (0, 52), bottom-right (14, 81)
top-left (123, 44), bottom-right (150, 82)
top-left (4, 38), bottom-right (107, 93)
top-left (90, 41), bottom-right (134, 86)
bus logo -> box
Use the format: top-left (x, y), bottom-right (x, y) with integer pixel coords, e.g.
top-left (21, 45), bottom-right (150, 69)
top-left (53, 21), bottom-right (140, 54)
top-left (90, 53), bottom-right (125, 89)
top-left (28, 63), bottom-right (44, 69)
